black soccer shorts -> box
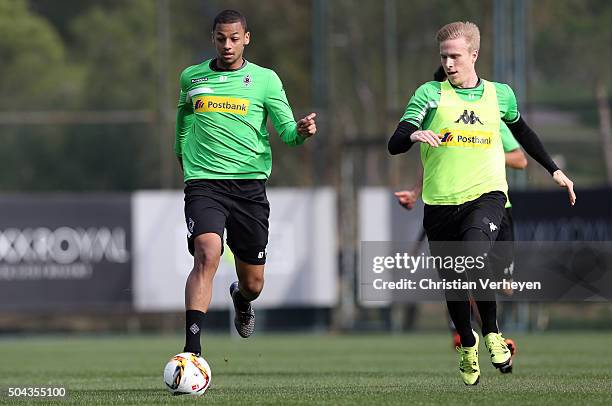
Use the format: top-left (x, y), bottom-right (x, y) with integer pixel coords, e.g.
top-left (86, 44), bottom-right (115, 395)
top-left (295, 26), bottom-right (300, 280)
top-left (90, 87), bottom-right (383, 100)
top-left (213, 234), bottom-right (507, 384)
top-left (423, 191), bottom-right (507, 301)
top-left (183, 179), bottom-right (270, 265)
top-left (423, 191), bottom-right (507, 243)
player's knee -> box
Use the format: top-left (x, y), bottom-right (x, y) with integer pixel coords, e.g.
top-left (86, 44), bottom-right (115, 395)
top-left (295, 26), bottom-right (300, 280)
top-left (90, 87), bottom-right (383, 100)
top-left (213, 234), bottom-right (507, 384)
top-left (193, 241), bottom-right (221, 272)
top-left (241, 274), bottom-right (264, 298)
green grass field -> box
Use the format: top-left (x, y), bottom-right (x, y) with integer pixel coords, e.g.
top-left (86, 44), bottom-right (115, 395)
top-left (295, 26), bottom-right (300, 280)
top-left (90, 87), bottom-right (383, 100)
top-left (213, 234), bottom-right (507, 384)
top-left (1, 332), bottom-right (611, 405)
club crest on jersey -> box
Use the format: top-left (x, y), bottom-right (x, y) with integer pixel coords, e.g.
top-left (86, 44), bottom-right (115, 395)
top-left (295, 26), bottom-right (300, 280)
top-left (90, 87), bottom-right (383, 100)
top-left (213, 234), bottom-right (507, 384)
top-left (243, 75), bottom-right (252, 87)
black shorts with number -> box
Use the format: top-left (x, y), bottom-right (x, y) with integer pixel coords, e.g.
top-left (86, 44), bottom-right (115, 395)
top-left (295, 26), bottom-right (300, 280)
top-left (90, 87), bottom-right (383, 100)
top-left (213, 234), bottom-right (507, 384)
top-left (184, 179), bottom-right (270, 265)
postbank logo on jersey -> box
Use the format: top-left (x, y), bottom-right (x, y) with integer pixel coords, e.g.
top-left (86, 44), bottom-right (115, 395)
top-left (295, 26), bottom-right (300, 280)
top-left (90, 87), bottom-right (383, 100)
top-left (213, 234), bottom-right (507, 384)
top-left (439, 127), bottom-right (493, 148)
top-left (193, 95), bottom-right (250, 115)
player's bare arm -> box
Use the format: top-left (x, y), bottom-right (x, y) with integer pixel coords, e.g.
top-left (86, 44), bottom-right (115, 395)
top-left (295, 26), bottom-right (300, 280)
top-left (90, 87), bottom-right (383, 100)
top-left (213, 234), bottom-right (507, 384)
top-left (505, 149), bottom-right (527, 169)
top-left (395, 166), bottom-right (423, 210)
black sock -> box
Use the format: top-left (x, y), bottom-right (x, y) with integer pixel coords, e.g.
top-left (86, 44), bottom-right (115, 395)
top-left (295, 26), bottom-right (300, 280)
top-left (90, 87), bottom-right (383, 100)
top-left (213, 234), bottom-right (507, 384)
top-left (233, 289), bottom-right (251, 311)
top-left (184, 310), bottom-right (205, 355)
top-left (446, 300), bottom-right (476, 347)
top-left (476, 301), bottom-right (499, 336)
top-left (461, 228), bottom-right (498, 338)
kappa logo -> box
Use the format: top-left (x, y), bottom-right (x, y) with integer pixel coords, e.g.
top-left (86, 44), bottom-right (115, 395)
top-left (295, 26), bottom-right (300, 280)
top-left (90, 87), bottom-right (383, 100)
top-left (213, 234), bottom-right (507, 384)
top-left (191, 77), bottom-right (208, 84)
top-left (489, 222), bottom-right (498, 232)
top-left (454, 109), bottom-right (484, 125)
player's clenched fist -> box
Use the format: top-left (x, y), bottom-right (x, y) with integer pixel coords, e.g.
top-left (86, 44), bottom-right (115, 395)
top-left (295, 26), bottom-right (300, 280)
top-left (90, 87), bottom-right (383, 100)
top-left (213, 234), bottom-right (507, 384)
top-left (410, 130), bottom-right (443, 147)
top-left (394, 189), bottom-right (420, 210)
top-left (297, 113), bottom-right (317, 138)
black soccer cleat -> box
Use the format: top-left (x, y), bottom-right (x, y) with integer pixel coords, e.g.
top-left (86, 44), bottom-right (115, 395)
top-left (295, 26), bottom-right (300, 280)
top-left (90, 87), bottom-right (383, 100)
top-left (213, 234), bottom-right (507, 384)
top-left (229, 281), bottom-right (255, 338)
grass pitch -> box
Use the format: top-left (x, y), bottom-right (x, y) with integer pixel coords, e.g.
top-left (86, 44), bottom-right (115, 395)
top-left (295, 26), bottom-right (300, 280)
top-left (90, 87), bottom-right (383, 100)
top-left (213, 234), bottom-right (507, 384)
top-left (1, 332), bottom-right (611, 405)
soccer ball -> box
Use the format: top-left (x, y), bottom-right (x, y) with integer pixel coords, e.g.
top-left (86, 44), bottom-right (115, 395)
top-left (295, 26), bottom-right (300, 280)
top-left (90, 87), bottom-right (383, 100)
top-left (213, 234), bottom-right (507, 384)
top-left (163, 352), bottom-right (212, 396)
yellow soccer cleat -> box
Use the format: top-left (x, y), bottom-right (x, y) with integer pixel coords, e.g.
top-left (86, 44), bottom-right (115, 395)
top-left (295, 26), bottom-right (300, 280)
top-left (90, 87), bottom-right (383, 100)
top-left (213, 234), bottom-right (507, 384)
top-left (484, 332), bottom-right (513, 373)
top-left (457, 330), bottom-right (480, 385)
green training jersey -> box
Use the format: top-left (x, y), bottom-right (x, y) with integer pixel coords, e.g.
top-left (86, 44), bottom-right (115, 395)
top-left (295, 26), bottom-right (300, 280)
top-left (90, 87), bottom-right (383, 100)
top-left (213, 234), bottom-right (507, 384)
top-left (175, 59), bottom-right (305, 181)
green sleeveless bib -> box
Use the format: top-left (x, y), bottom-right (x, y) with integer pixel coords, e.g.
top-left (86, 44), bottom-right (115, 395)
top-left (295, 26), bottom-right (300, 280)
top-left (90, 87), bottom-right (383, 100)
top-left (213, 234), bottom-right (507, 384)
top-left (420, 80), bottom-right (508, 205)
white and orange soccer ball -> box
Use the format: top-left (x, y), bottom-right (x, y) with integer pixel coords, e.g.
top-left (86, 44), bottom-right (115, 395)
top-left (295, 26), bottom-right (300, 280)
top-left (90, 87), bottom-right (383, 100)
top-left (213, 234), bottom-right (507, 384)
top-left (163, 352), bottom-right (212, 396)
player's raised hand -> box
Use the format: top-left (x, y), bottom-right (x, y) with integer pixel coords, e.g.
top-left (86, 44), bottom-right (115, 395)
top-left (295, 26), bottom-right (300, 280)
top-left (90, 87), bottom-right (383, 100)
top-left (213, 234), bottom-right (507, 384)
top-left (410, 130), bottom-right (443, 147)
top-left (552, 169), bottom-right (576, 206)
top-left (394, 189), bottom-right (420, 210)
top-left (297, 113), bottom-right (317, 138)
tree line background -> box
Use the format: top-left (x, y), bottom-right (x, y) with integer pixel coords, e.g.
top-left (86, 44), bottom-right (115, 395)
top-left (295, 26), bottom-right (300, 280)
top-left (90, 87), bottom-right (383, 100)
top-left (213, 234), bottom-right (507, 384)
top-left (0, 0), bottom-right (610, 191)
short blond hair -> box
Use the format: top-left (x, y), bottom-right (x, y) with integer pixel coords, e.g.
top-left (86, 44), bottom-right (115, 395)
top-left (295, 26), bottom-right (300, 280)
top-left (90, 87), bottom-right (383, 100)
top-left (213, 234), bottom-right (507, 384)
top-left (436, 21), bottom-right (480, 51)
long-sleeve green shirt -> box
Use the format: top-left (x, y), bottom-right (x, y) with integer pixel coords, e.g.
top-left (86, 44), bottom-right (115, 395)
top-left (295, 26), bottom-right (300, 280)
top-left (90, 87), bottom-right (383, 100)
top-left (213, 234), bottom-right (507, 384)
top-left (175, 59), bottom-right (304, 181)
